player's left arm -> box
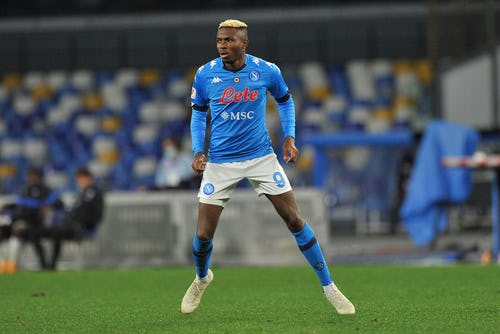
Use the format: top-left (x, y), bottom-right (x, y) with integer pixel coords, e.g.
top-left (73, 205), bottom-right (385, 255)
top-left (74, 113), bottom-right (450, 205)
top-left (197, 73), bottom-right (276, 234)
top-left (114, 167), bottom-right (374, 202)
top-left (282, 135), bottom-right (298, 164)
top-left (269, 63), bottom-right (298, 163)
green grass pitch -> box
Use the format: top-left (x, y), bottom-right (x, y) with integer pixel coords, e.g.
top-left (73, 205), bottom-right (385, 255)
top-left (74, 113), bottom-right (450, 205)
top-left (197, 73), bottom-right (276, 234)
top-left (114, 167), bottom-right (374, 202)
top-left (0, 265), bottom-right (499, 333)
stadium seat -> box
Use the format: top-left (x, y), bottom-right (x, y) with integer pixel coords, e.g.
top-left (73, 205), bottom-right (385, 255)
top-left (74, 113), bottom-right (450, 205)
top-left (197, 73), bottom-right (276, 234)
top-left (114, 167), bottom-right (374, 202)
top-left (115, 68), bottom-right (139, 88)
top-left (47, 140), bottom-right (73, 171)
top-left (345, 105), bottom-right (371, 131)
top-left (323, 96), bottom-right (348, 126)
top-left (100, 115), bottom-right (123, 134)
top-left (162, 101), bottom-right (186, 122)
top-left (47, 70), bottom-right (69, 91)
top-left (138, 102), bottom-right (162, 124)
top-left (166, 77), bottom-right (190, 100)
top-left (12, 93), bottom-right (36, 117)
top-left (23, 137), bottom-right (48, 166)
top-left (95, 71), bottom-right (114, 88)
top-left (75, 114), bottom-right (100, 138)
top-left (45, 168), bottom-right (70, 192)
top-left (298, 62), bottom-right (331, 102)
top-left (346, 60), bottom-right (376, 104)
top-left (101, 82), bottom-right (128, 112)
top-left (23, 71), bottom-right (45, 91)
top-left (0, 120), bottom-right (7, 139)
top-left (92, 135), bottom-right (120, 166)
top-left (0, 139), bottom-right (23, 161)
top-left (110, 159), bottom-right (133, 190)
top-left (71, 70), bottom-right (95, 92)
top-left (0, 162), bottom-right (19, 193)
top-left (46, 105), bottom-right (74, 138)
top-left (88, 159), bottom-right (113, 184)
top-left (372, 59), bottom-right (394, 106)
top-left (301, 104), bottom-right (328, 134)
top-left (326, 64), bottom-right (351, 100)
top-left (0, 85), bottom-right (8, 104)
top-left (139, 69), bottom-right (161, 87)
top-left (82, 93), bottom-right (104, 112)
top-left (132, 124), bottom-right (160, 156)
top-left (131, 156), bottom-right (157, 189)
top-left (58, 93), bottom-right (83, 115)
top-left (2, 73), bottom-right (22, 90)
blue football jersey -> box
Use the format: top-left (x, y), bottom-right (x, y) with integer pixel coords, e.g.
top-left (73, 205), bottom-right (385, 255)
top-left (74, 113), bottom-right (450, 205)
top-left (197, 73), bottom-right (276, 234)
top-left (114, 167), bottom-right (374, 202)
top-left (191, 54), bottom-right (290, 163)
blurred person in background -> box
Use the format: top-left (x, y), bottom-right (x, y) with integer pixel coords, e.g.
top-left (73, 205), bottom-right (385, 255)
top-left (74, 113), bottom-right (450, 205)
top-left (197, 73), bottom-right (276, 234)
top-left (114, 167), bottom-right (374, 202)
top-left (0, 167), bottom-right (64, 273)
top-left (154, 136), bottom-right (198, 190)
top-left (42, 167), bottom-right (104, 270)
top-left (181, 19), bottom-right (355, 315)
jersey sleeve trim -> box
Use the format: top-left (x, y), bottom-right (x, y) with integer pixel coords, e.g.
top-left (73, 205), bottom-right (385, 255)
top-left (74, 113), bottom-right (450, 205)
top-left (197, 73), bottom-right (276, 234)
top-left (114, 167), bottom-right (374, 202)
top-left (192, 104), bottom-right (209, 112)
top-left (276, 92), bottom-right (291, 103)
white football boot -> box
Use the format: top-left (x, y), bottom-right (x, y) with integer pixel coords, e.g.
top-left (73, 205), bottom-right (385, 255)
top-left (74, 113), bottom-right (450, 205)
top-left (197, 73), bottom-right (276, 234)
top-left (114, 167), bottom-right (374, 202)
top-left (181, 269), bottom-right (214, 314)
top-left (323, 282), bottom-right (356, 314)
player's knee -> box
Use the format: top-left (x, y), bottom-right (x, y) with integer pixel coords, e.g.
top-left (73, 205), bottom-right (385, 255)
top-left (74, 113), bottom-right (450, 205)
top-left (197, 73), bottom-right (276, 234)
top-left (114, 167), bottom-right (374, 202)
top-left (196, 230), bottom-right (213, 241)
top-left (11, 220), bottom-right (28, 236)
top-left (285, 214), bottom-right (304, 232)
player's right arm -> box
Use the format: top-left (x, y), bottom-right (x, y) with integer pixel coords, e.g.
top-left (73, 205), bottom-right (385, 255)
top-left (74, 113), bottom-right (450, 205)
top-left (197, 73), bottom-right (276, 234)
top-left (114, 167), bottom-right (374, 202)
top-left (190, 66), bottom-right (209, 175)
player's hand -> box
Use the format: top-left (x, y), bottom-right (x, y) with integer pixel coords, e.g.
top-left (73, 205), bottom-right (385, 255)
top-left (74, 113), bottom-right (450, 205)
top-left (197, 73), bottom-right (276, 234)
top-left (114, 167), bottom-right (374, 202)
top-left (283, 136), bottom-right (299, 164)
top-left (192, 152), bottom-right (207, 175)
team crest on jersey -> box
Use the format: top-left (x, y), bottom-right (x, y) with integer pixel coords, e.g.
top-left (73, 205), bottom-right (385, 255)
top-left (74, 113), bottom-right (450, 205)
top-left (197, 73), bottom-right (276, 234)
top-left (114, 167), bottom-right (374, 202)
top-left (249, 71), bottom-right (260, 81)
top-left (234, 77), bottom-right (240, 83)
top-left (191, 87), bottom-right (196, 99)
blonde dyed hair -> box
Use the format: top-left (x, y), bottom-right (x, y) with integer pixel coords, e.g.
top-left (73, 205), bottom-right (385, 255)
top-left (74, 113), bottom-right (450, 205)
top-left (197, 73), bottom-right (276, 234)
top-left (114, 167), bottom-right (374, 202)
top-left (218, 19), bottom-right (248, 29)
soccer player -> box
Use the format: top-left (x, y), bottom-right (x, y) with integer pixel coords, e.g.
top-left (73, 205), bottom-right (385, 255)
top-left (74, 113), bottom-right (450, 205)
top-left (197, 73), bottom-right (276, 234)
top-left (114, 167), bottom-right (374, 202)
top-left (181, 19), bottom-right (355, 315)
top-left (0, 167), bottom-right (64, 272)
top-left (42, 167), bottom-right (104, 270)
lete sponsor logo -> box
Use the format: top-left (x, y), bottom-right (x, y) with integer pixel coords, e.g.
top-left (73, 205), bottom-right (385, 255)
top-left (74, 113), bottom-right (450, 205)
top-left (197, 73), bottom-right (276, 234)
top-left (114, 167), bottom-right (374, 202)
top-left (218, 87), bottom-right (258, 104)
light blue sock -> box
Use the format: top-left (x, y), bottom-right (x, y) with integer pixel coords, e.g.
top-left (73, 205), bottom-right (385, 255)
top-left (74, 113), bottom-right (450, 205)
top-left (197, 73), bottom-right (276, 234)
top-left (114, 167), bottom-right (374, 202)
top-left (192, 235), bottom-right (213, 279)
top-left (293, 222), bottom-right (333, 286)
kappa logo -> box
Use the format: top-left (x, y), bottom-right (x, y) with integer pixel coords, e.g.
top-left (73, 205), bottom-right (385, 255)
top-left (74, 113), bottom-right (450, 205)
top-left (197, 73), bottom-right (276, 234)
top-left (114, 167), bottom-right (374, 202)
top-left (211, 76), bottom-right (223, 84)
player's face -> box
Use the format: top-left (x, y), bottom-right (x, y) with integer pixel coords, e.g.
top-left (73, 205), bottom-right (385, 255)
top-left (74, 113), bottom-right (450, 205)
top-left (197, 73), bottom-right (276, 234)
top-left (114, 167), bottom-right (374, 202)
top-left (27, 174), bottom-right (41, 186)
top-left (76, 175), bottom-right (92, 190)
top-left (216, 27), bottom-right (248, 67)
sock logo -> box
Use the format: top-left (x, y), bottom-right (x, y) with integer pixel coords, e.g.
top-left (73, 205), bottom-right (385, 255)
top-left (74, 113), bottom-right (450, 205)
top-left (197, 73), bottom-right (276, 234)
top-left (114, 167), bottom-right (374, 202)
top-left (315, 262), bottom-right (325, 271)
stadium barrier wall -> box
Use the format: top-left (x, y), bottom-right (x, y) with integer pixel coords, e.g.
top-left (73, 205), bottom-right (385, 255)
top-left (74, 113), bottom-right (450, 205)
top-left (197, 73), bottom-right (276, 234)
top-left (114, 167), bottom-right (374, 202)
top-left (2, 188), bottom-right (326, 270)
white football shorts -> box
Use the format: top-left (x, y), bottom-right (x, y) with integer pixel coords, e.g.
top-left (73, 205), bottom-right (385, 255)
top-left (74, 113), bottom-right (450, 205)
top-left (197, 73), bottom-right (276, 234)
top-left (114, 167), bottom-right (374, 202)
top-left (198, 153), bottom-right (293, 207)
